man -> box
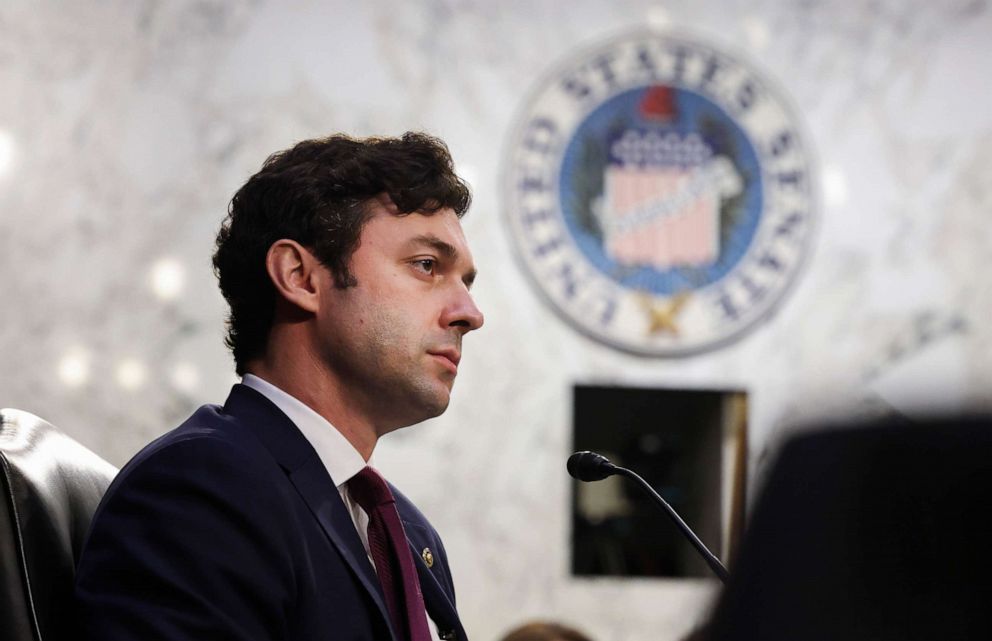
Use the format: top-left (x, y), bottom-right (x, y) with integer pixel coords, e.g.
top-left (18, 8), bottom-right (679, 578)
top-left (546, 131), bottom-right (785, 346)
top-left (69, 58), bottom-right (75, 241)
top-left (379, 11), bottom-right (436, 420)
top-left (74, 132), bottom-right (484, 641)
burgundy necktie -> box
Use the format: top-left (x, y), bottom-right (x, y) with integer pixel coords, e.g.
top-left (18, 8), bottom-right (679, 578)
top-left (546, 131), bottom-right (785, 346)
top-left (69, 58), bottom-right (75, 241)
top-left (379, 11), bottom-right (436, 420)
top-left (349, 466), bottom-right (432, 641)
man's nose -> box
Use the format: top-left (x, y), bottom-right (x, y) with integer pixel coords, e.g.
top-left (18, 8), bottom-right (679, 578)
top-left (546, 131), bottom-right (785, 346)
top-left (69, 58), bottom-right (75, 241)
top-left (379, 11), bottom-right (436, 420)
top-left (443, 288), bottom-right (484, 334)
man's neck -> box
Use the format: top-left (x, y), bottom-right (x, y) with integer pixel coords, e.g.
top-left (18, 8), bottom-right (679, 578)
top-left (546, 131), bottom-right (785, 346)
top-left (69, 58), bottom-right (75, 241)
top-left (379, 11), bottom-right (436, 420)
top-left (244, 359), bottom-right (379, 461)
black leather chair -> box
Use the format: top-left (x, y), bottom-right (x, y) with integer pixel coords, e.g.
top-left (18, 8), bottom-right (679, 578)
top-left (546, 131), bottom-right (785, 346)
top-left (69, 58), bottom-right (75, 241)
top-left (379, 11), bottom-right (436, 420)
top-left (1, 408), bottom-right (118, 641)
top-left (705, 415), bottom-right (992, 641)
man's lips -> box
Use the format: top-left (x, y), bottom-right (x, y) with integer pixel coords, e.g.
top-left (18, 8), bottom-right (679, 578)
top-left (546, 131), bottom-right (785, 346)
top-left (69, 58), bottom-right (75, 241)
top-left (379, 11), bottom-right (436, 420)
top-left (428, 349), bottom-right (460, 373)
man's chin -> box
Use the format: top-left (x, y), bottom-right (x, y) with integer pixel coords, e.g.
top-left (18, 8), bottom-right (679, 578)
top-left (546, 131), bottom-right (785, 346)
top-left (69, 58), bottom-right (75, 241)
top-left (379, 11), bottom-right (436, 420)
top-left (401, 381), bottom-right (451, 424)
top-left (420, 389), bottom-right (451, 419)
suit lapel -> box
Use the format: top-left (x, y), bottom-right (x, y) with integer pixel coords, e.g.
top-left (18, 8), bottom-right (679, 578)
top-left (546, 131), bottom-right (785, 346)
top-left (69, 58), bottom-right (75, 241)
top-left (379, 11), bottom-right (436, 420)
top-left (403, 522), bottom-right (467, 641)
top-left (225, 385), bottom-right (467, 641)
top-left (289, 459), bottom-right (402, 640)
top-left (415, 548), bottom-right (466, 640)
top-left (223, 385), bottom-right (400, 641)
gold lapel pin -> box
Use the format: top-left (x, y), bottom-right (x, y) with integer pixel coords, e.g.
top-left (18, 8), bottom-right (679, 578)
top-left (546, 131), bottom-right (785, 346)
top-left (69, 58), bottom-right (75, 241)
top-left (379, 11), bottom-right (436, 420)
top-left (421, 547), bottom-right (434, 568)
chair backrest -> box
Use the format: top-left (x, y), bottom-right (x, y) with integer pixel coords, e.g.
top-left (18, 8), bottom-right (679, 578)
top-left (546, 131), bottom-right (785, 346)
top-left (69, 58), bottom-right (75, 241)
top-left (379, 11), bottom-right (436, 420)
top-left (705, 415), bottom-right (992, 641)
top-left (1, 408), bottom-right (118, 641)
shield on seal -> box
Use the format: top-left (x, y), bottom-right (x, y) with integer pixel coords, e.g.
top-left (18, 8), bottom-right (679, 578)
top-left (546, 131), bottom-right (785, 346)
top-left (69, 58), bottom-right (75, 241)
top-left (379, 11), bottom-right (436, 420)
top-left (600, 127), bottom-right (743, 270)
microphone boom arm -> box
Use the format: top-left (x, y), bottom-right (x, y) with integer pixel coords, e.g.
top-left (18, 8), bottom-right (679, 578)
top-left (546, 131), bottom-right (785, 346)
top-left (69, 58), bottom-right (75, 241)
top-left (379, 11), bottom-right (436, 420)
top-left (613, 466), bottom-right (730, 583)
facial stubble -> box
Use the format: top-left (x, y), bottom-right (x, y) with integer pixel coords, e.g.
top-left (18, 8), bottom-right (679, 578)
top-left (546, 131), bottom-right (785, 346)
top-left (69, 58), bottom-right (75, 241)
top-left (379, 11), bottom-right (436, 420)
top-left (340, 303), bottom-right (455, 431)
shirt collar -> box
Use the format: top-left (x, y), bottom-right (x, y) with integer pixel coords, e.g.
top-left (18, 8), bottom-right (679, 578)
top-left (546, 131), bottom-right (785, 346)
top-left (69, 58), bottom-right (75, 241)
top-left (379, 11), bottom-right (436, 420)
top-left (241, 374), bottom-right (368, 489)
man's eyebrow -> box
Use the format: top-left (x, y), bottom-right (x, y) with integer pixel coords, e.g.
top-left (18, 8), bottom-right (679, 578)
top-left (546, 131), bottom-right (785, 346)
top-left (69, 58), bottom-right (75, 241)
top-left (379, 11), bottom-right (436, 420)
top-left (409, 234), bottom-right (478, 287)
top-left (410, 234), bottom-right (457, 259)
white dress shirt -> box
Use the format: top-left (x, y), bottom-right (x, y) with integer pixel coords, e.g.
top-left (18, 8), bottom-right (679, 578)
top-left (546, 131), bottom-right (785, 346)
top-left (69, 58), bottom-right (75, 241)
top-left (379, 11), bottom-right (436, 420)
top-left (241, 374), bottom-right (441, 641)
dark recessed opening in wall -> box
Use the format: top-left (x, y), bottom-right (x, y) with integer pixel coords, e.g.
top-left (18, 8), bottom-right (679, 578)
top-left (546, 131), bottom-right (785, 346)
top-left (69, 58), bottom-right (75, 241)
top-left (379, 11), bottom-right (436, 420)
top-left (571, 385), bottom-right (748, 579)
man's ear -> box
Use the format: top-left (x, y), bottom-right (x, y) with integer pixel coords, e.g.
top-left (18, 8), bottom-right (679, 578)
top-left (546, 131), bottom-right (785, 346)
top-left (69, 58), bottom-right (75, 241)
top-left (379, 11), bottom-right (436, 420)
top-left (265, 239), bottom-right (323, 314)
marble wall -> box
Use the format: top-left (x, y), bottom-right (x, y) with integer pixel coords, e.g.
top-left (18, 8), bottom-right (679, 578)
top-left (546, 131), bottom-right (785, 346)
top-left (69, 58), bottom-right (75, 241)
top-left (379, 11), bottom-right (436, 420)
top-left (2, 1), bottom-right (990, 639)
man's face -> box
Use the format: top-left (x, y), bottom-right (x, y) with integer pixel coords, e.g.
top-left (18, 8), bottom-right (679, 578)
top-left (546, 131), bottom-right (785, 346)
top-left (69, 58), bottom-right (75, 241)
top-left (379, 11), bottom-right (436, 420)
top-left (314, 199), bottom-right (483, 433)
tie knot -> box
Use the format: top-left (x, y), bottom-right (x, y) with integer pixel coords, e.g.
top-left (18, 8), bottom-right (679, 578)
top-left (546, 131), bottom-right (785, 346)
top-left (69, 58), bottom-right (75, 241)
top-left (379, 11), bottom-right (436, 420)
top-left (348, 466), bottom-right (395, 512)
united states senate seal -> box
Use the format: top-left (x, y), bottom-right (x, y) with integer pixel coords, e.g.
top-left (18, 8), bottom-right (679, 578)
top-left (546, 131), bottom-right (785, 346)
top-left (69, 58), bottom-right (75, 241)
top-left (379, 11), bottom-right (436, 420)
top-left (503, 31), bottom-right (816, 355)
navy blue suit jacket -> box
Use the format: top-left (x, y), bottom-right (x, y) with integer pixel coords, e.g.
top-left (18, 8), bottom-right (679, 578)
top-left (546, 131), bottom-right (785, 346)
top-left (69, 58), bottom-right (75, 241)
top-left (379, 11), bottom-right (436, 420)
top-left (74, 384), bottom-right (467, 641)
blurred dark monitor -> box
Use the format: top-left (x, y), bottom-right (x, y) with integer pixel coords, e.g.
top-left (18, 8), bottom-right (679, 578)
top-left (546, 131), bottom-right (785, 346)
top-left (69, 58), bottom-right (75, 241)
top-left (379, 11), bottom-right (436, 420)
top-left (705, 415), bottom-right (992, 641)
top-left (571, 385), bottom-right (747, 579)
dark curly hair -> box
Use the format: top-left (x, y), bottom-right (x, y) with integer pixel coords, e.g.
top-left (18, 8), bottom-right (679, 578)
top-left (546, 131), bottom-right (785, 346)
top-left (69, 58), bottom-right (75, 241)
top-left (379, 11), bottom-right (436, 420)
top-left (499, 622), bottom-right (595, 641)
top-left (212, 132), bottom-right (471, 375)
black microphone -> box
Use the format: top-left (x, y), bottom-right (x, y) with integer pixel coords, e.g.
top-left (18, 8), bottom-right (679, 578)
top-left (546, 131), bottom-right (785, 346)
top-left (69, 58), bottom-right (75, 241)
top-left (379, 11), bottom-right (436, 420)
top-left (567, 450), bottom-right (729, 583)
top-left (566, 450), bottom-right (619, 481)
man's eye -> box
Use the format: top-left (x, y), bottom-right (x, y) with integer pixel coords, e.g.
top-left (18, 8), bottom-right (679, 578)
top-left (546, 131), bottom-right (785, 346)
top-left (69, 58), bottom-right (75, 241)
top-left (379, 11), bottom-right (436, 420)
top-left (413, 258), bottom-right (436, 274)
